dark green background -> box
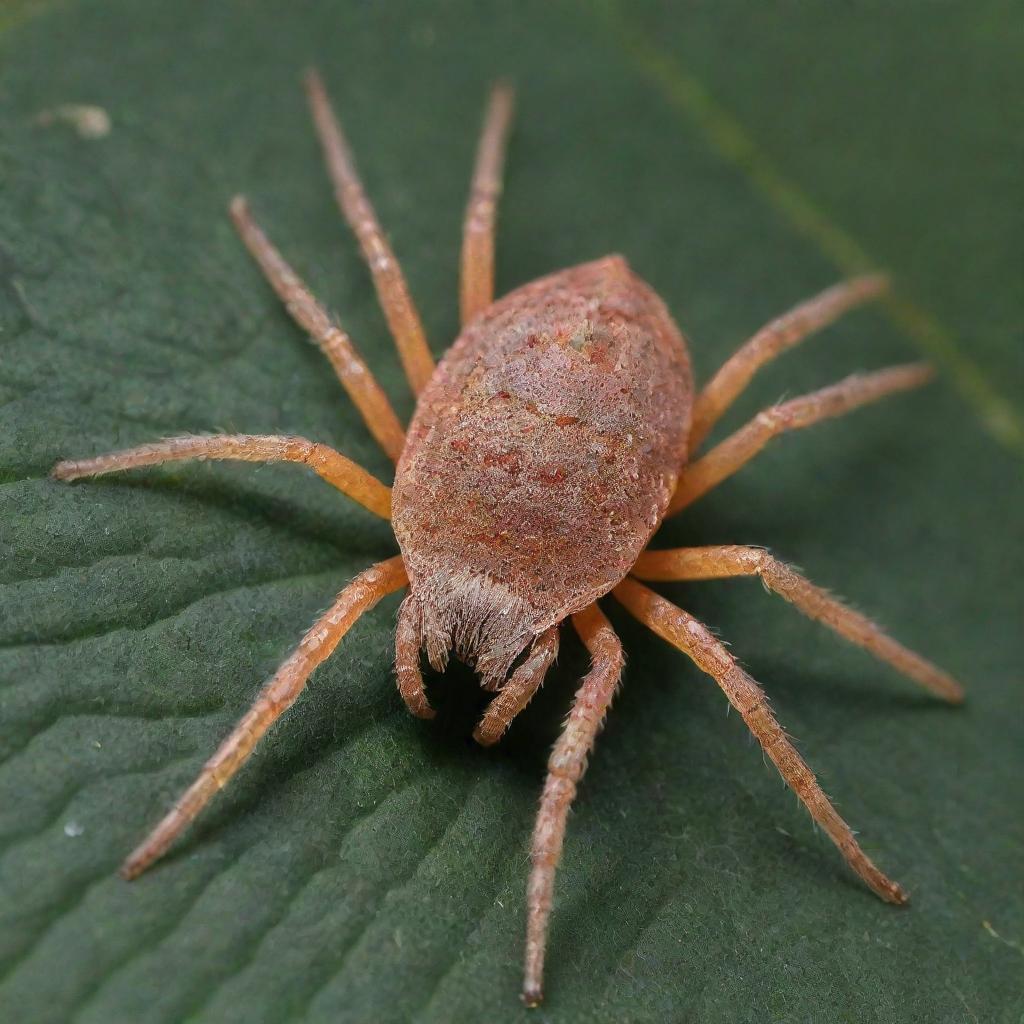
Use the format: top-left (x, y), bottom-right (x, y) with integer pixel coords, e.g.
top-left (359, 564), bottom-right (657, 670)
top-left (1, 2), bottom-right (1020, 1022)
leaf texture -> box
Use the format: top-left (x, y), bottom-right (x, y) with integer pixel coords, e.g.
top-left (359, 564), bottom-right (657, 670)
top-left (1, 2), bottom-right (1021, 1021)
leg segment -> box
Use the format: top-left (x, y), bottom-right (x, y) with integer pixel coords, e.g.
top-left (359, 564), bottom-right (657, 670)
top-left (230, 196), bottom-right (406, 463)
top-left (668, 363), bottom-right (933, 515)
top-left (613, 577), bottom-right (907, 905)
top-left (304, 69), bottom-right (435, 396)
top-left (460, 81), bottom-right (515, 326)
top-left (394, 594), bottom-right (435, 720)
top-left (523, 603), bottom-right (624, 1007)
top-left (690, 275), bottom-right (889, 449)
top-left (473, 624), bottom-right (558, 746)
top-left (632, 546), bottom-right (963, 702)
top-left (121, 555), bottom-right (408, 879)
top-left (52, 433), bottom-right (392, 519)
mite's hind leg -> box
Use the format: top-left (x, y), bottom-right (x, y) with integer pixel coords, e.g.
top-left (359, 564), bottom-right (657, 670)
top-left (230, 197), bottom-right (406, 463)
top-left (304, 69), bottom-right (435, 395)
top-left (523, 603), bottom-right (624, 1007)
top-left (474, 624), bottom-right (558, 746)
top-left (633, 545), bottom-right (963, 702)
top-left (691, 275), bottom-right (889, 448)
top-left (668, 363), bottom-right (932, 515)
top-left (460, 82), bottom-right (515, 326)
top-left (121, 555), bottom-right (408, 879)
top-left (613, 577), bottom-right (907, 905)
top-left (52, 433), bottom-right (392, 520)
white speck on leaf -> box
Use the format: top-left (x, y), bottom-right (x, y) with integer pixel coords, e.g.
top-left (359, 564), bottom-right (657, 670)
top-left (64, 821), bottom-right (85, 838)
top-left (36, 104), bottom-right (112, 139)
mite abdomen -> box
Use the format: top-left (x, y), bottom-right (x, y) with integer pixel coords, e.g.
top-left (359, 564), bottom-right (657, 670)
top-left (391, 256), bottom-right (692, 683)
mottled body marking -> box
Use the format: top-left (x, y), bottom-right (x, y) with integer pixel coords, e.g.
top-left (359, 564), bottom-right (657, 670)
top-left (393, 257), bottom-right (691, 685)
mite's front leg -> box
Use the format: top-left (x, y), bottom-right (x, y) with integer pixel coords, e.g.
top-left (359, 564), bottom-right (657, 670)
top-left (523, 604), bottom-right (624, 1007)
top-left (613, 577), bottom-right (907, 906)
top-left (53, 433), bottom-right (392, 519)
top-left (394, 594), bottom-right (435, 720)
top-left (304, 69), bottom-right (435, 395)
top-left (121, 556), bottom-right (408, 879)
top-left (668, 363), bottom-right (933, 515)
top-left (230, 197), bottom-right (407, 463)
top-left (690, 274), bottom-right (889, 448)
top-left (474, 625), bottom-right (558, 746)
top-left (460, 81), bottom-right (515, 326)
top-left (632, 544), bottom-right (963, 702)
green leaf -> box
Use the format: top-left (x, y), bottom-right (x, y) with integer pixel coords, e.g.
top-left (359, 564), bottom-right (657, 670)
top-left (1, 2), bottom-right (1020, 1021)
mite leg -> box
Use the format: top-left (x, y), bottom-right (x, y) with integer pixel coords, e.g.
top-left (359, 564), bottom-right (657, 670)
top-left (632, 545), bottom-right (963, 703)
top-left (304, 69), bottom-right (435, 396)
top-left (613, 577), bottom-right (907, 905)
top-left (121, 555), bottom-right (408, 879)
top-left (473, 624), bottom-right (558, 746)
top-left (523, 603), bottom-right (624, 1007)
top-left (52, 433), bottom-right (392, 520)
top-left (668, 363), bottom-right (932, 515)
top-left (230, 197), bottom-right (406, 463)
top-left (460, 81), bottom-right (516, 326)
top-left (691, 275), bottom-right (889, 449)
top-left (394, 594), bottom-right (435, 720)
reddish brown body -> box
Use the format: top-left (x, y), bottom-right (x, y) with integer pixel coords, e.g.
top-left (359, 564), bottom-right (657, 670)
top-left (392, 256), bottom-right (692, 685)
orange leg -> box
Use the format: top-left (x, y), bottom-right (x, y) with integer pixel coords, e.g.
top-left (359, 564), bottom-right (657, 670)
top-left (523, 603), bottom-right (624, 1007)
top-left (51, 433), bottom-right (392, 519)
top-left (669, 363), bottom-right (932, 515)
top-left (230, 196), bottom-right (406, 463)
top-left (460, 81), bottom-right (515, 326)
top-left (394, 594), bottom-right (435, 720)
top-left (304, 69), bottom-right (435, 396)
top-left (473, 624), bottom-right (558, 746)
top-left (633, 545), bottom-right (963, 702)
top-left (613, 577), bottom-right (907, 906)
top-left (121, 555), bottom-right (408, 879)
top-left (691, 274), bottom-right (889, 449)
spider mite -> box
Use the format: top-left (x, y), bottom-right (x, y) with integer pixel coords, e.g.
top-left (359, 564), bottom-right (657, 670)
top-left (52, 72), bottom-right (964, 1006)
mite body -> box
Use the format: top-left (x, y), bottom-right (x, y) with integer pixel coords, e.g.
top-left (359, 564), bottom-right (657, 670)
top-left (50, 73), bottom-right (964, 1007)
top-left (393, 257), bottom-right (691, 691)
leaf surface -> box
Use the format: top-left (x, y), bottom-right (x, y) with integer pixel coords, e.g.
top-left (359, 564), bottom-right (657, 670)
top-left (1, 2), bottom-right (1021, 1021)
